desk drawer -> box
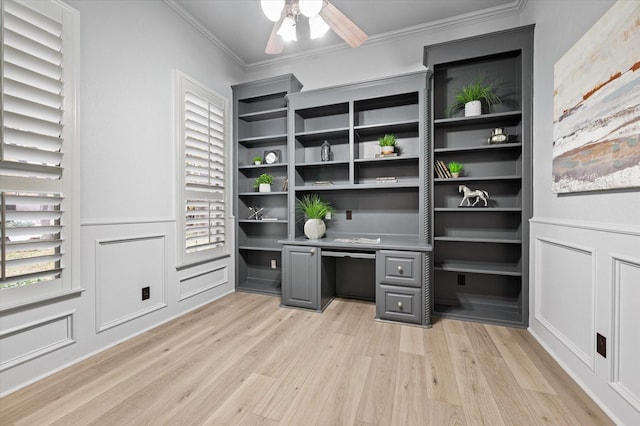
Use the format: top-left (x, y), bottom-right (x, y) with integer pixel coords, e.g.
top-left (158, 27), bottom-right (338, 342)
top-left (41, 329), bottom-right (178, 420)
top-left (377, 250), bottom-right (422, 287)
top-left (376, 284), bottom-right (422, 324)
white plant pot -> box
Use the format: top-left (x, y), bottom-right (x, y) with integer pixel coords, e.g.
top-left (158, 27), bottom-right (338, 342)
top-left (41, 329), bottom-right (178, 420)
top-left (258, 183), bottom-right (271, 193)
top-left (380, 146), bottom-right (395, 155)
top-left (464, 100), bottom-right (482, 117)
top-left (254, 161), bottom-right (261, 165)
top-left (304, 218), bottom-right (326, 240)
top-left (451, 172), bottom-right (460, 178)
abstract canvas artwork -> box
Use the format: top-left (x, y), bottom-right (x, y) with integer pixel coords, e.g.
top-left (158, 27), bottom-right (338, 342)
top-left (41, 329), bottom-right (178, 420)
top-left (552, 0), bottom-right (640, 193)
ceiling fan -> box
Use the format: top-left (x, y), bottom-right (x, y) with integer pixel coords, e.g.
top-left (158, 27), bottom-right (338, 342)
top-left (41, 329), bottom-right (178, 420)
top-left (261, 0), bottom-right (368, 54)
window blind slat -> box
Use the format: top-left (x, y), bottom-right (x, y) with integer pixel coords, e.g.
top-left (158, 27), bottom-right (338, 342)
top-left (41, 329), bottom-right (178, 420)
top-left (4, 62), bottom-right (63, 95)
top-left (4, 93), bottom-right (63, 124)
top-left (3, 143), bottom-right (63, 167)
top-left (3, 127), bottom-right (63, 152)
top-left (4, 77), bottom-right (63, 109)
top-left (3, 44), bottom-right (62, 81)
top-left (4, 110), bottom-right (63, 138)
top-left (3, 27), bottom-right (62, 66)
top-left (4, 0), bottom-right (62, 37)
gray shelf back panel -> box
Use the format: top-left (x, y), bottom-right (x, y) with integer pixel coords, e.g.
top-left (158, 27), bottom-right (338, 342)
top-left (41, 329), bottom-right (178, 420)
top-left (239, 144), bottom-right (288, 166)
top-left (292, 188), bottom-right (420, 239)
top-left (434, 119), bottom-right (522, 150)
top-left (434, 180), bottom-right (522, 208)
top-left (238, 167), bottom-right (289, 194)
top-left (295, 132), bottom-right (350, 163)
top-left (434, 210), bottom-right (522, 240)
top-left (295, 163), bottom-right (350, 186)
top-left (435, 150), bottom-right (522, 177)
top-left (434, 240), bottom-right (522, 273)
top-left (295, 103), bottom-right (349, 133)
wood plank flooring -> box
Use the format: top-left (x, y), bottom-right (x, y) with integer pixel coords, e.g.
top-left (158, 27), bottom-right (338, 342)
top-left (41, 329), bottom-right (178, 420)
top-left (0, 292), bottom-right (613, 425)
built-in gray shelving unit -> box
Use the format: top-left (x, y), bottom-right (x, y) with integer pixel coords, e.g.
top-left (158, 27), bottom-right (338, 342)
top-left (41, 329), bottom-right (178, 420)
top-left (424, 25), bottom-right (534, 327)
top-left (280, 72), bottom-right (433, 327)
top-left (232, 74), bottom-right (302, 295)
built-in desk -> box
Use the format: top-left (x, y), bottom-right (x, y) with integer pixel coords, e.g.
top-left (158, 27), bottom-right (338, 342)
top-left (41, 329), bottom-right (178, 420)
top-left (279, 236), bottom-right (433, 327)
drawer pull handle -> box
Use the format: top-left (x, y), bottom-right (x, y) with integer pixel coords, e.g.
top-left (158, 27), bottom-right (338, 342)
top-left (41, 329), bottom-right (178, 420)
top-left (310, 249), bottom-right (316, 255)
top-left (397, 266), bottom-right (403, 273)
top-left (397, 301), bottom-right (403, 309)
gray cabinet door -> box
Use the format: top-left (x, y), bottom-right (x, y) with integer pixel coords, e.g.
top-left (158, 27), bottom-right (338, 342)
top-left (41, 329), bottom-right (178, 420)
top-left (282, 245), bottom-right (319, 310)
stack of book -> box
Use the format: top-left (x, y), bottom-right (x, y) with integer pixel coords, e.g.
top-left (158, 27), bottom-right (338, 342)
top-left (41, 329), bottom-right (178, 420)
top-left (375, 153), bottom-right (398, 158)
top-left (434, 160), bottom-right (453, 178)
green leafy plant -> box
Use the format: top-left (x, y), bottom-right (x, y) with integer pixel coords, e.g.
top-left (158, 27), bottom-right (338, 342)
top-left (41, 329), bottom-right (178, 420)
top-left (378, 134), bottom-right (397, 147)
top-left (448, 161), bottom-right (463, 174)
top-left (448, 75), bottom-right (501, 116)
top-left (295, 194), bottom-right (336, 220)
top-left (253, 156), bottom-right (262, 163)
top-left (253, 173), bottom-right (274, 188)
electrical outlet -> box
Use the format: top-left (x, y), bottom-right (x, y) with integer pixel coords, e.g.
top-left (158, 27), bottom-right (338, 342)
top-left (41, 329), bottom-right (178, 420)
top-left (270, 259), bottom-right (277, 269)
top-left (142, 286), bottom-right (150, 301)
top-left (457, 274), bottom-right (466, 286)
top-left (596, 333), bottom-right (606, 358)
top-left (346, 210), bottom-right (352, 220)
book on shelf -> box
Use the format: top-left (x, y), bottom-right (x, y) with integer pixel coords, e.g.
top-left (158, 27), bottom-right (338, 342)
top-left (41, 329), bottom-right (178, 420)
top-left (313, 181), bottom-right (333, 185)
top-left (261, 217), bottom-right (279, 221)
top-left (375, 153), bottom-right (398, 158)
top-left (435, 160), bottom-right (452, 178)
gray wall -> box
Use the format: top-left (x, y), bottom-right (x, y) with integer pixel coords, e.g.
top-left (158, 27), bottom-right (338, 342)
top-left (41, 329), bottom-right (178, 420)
top-left (0, 0), bottom-right (240, 395)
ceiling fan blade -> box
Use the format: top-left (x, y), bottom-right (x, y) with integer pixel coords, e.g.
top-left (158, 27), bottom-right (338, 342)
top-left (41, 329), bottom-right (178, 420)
top-left (320, 1), bottom-right (368, 48)
top-left (265, 16), bottom-right (284, 54)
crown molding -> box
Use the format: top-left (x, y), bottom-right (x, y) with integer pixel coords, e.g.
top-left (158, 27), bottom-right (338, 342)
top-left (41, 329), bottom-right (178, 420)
top-left (165, 0), bottom-right (528, 72)
top-left (163, 0), bottom-right (247, 70)
top-left (246, 0), bottom-right (528, 71)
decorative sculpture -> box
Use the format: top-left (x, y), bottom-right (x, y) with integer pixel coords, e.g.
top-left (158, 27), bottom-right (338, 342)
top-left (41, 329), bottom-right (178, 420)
top-left (248, 206), bottom-right (264, 220)
top-left (459, 185), bottom-right (489, 207)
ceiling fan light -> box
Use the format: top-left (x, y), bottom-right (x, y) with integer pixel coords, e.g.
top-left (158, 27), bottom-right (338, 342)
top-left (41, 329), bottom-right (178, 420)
top-left (299, 0), bottom-right (323, 17)
top-left (309, 15), bottom-right (330, 39)
top-left (277, 16), bottom-right (297, 42)
top-left (261, 0), bottom-right (285, 22)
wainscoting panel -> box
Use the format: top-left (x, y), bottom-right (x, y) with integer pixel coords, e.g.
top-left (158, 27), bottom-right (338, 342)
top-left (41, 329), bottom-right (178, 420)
top-left (534, 237), bottom-right (595, 370)
top-left (0, 311), bottom-right (75, 372)
top-left (179, 265), bottom-right (228, 301)
top-left (96, 235), bottom-right (167, 332)
top-left (530, 218), bottom-right (640, 425)
top-left (611, 255), bottom-right (640, 411)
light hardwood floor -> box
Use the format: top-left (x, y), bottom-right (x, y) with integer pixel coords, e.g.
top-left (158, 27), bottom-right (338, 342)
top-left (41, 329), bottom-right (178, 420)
top-left (0, 292), bottom-right (613, 425)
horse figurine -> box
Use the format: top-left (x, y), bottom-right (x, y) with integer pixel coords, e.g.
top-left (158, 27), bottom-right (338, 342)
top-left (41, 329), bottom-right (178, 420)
top-left (459, 185), bottom-right (489, 207)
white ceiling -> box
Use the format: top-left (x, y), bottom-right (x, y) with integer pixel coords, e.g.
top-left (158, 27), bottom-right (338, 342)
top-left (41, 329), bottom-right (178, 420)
top-left (170, 0), bottom-right (518, 67)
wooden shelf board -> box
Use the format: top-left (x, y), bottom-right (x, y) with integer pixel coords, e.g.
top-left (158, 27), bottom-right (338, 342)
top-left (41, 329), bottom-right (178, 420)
top-left (434, 236), bottom-right (522, 244)
top-left (434, 207), bottom-right (522, 212)
top-left (238, 107), bottom-right (287, 122)
top-left (433, 304), bottom-right (524, 327)
top-left (434, 111), bottom-right (522, 127)
top-left (239, 163), bottom-right (287, 171)
top-left (434, 142), bottom-right (522, 153)
top-left (295, 127), bottom-right (349, 142)
top-left (238, 219), bottom-right (288, 224)
top-left (238, 244), bottom-right (283, 252)
top-left (238, 191), bottom-right (289, 196)
top-left (295, 160), bottom-right (349, 167)
top-left (354, 155), bottom-right (419, 164)
top-left (237, 278), bottom-right (281, 296)
top-left (238, 134), bottom-right (287, 146)
top-left (434, 262), bottom-right (521, 276)
top-left (354, 120), bottom-right (419, 137)
top-left (434, 175), bottom-right (522, 183)
top-left (294, 182), bottom-right (420, 191)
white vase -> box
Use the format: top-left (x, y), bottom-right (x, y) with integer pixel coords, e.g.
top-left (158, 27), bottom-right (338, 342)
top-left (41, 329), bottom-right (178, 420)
top-left (381, 146), bottom-right (395, 155)
top-left (451, 172), bottom-right (460, 178)
top-left (464, 100), bottom-right (481, 117)
top-left (259, 183), bottom-right (271, 193)
top-left (304, 218), bottom-right (326, 240)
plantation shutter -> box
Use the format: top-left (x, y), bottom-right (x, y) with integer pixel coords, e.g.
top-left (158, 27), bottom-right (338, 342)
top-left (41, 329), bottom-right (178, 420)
top-left (1, 0), bottom-right (77, 303)
top-left (178, 74), bottom-right (228, 265)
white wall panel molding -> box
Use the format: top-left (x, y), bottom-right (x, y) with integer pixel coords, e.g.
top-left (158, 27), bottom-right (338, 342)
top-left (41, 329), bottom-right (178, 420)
top-left (179, 265), bottom-right (228, 301)
top-left (95, 235), bottom-right (168, 333)
top-left (534, 236), bottom-right (596, 371)
top-left (531, 217), bottom-right (640, 237)
top-left (81, 217), bottom-right (176, 226)
top-left (0, 311), bottom-right (75, 372)
top-left (610, 254), bottom-right (640, 411)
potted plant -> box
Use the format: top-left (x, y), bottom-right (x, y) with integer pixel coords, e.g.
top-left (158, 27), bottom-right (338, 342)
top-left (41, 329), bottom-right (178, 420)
top-left (448, 161), bottom-right (463, 178)
top-left (253, 173), bottom-right (274, 192)
top-left (378, 134), bottom-right (397, 155)
top-left (253, 156), bottom-right (262, 165)
top-left (449, 75), bottom-right (501, 117)
top-left (295, 193), bottom-right (336, 239)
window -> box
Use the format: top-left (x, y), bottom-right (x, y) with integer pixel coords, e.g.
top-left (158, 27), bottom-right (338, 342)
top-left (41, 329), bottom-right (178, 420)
top-left (1, 0), bottom-right (79, 309)
top-left (176, 72), bottom-right (230, 266)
